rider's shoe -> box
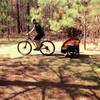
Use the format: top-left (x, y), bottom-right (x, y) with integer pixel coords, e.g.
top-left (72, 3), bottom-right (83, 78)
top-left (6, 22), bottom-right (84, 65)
top-left (34, 47), bottom-right (40, 51)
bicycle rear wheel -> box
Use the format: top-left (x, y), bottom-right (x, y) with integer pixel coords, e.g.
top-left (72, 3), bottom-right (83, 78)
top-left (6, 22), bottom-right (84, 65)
top-left (17, 41), bottom-right (32, 55)
top-left (40, 40), bottom-right (55, 56)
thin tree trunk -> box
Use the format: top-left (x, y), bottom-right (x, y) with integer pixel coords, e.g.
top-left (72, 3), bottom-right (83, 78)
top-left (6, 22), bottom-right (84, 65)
top-left (83, 10), bottom-right (87, 50)
top-left (16, 0), bottom-right (21, 33)
top-left (27, 1), bottom-right (30, 32)
top-left (7, 27), bottom-right (10, 41)
top-left (34, 0), bottom-right (38, 9)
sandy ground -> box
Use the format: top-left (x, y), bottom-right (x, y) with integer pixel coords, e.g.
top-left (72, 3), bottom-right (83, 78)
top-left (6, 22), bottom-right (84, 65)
top-left (0, 41), bottom-right (100, 58)
top-left (0, 41), bottom-right (100, 100)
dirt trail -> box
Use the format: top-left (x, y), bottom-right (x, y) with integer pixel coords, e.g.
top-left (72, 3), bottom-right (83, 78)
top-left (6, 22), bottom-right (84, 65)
top-left (0, 42), bottom-right (100, 100)
top-left (0, 41), bottom-right (100, 58)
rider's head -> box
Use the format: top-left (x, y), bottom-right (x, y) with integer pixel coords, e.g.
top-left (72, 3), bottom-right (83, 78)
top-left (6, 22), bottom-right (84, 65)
top-left (32, 18), bottom-right (36, 24)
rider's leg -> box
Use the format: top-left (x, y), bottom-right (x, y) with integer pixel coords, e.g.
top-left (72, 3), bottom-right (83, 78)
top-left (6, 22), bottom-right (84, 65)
top-left (33, 34), bottom-right (44, 50)
top-left (34, 40), bottom-right (41, 48)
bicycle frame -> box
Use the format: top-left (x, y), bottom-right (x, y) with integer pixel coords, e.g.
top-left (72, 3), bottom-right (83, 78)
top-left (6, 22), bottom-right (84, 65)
top-left (26, 34), bottom-right (37, 47)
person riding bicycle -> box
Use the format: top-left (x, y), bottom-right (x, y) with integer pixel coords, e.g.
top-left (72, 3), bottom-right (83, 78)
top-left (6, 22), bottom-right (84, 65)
top-left (28, 19), bottom-right (45, 50)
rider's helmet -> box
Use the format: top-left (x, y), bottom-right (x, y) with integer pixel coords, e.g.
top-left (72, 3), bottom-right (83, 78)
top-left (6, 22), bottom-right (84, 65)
top-left (32, 18), bottom-right (36, 24)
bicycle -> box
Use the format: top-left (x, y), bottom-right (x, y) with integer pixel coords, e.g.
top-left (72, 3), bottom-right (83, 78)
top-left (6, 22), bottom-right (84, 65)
top-left (17, 34), bottom-right (55, 56)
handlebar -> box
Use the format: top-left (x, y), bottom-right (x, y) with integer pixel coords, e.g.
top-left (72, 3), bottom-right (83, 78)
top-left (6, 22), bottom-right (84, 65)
top-left (25, 33), bottom-right (31, 40)
top-left (26, 33), bottom-right (35, 40)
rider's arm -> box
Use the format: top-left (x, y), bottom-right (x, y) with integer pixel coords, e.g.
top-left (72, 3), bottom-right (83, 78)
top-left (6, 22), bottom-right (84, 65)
top-left (28, 27), bottom-right (35, 34)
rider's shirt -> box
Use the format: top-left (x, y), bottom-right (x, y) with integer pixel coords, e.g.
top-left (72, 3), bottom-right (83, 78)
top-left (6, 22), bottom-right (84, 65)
top-left (34, 23), bottom-right (44, 36)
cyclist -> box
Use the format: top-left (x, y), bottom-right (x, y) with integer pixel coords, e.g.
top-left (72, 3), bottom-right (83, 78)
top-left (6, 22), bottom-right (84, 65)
top-left (28, 19), bottom-right (45, 50)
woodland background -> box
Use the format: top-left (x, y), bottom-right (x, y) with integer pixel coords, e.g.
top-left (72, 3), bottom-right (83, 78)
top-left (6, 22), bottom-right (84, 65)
top-left (0, 0), bottom-right (100, 43)
top-left (0, 1), bottom-right (100, 99)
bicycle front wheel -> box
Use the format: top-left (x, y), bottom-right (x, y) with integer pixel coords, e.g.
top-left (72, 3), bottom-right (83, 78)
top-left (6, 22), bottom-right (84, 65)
top-left (40, 40), bottom-right (55, 56)
top-left (17, 41), bottom-right (32, 55)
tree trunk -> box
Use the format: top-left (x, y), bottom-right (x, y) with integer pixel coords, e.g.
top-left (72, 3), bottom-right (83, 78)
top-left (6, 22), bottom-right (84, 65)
top-left (7, 27), bottom-right (10, 41)
top-left (16, 0), bottom-right (21, 33)
top-left (33, 0), bottom-right (39, 9)
top-left (27, 1), bottom-right (30, 32)
top-left (83, 10), bottom-right (87, 50)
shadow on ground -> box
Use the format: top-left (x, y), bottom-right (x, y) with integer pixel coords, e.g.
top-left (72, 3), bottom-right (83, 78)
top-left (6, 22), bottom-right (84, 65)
top-left (0, 54), bottom-right (100, 100)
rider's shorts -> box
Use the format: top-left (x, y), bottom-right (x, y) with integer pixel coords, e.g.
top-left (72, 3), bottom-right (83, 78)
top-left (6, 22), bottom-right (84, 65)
top-left (34, 34), bottom-right (45, 40)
